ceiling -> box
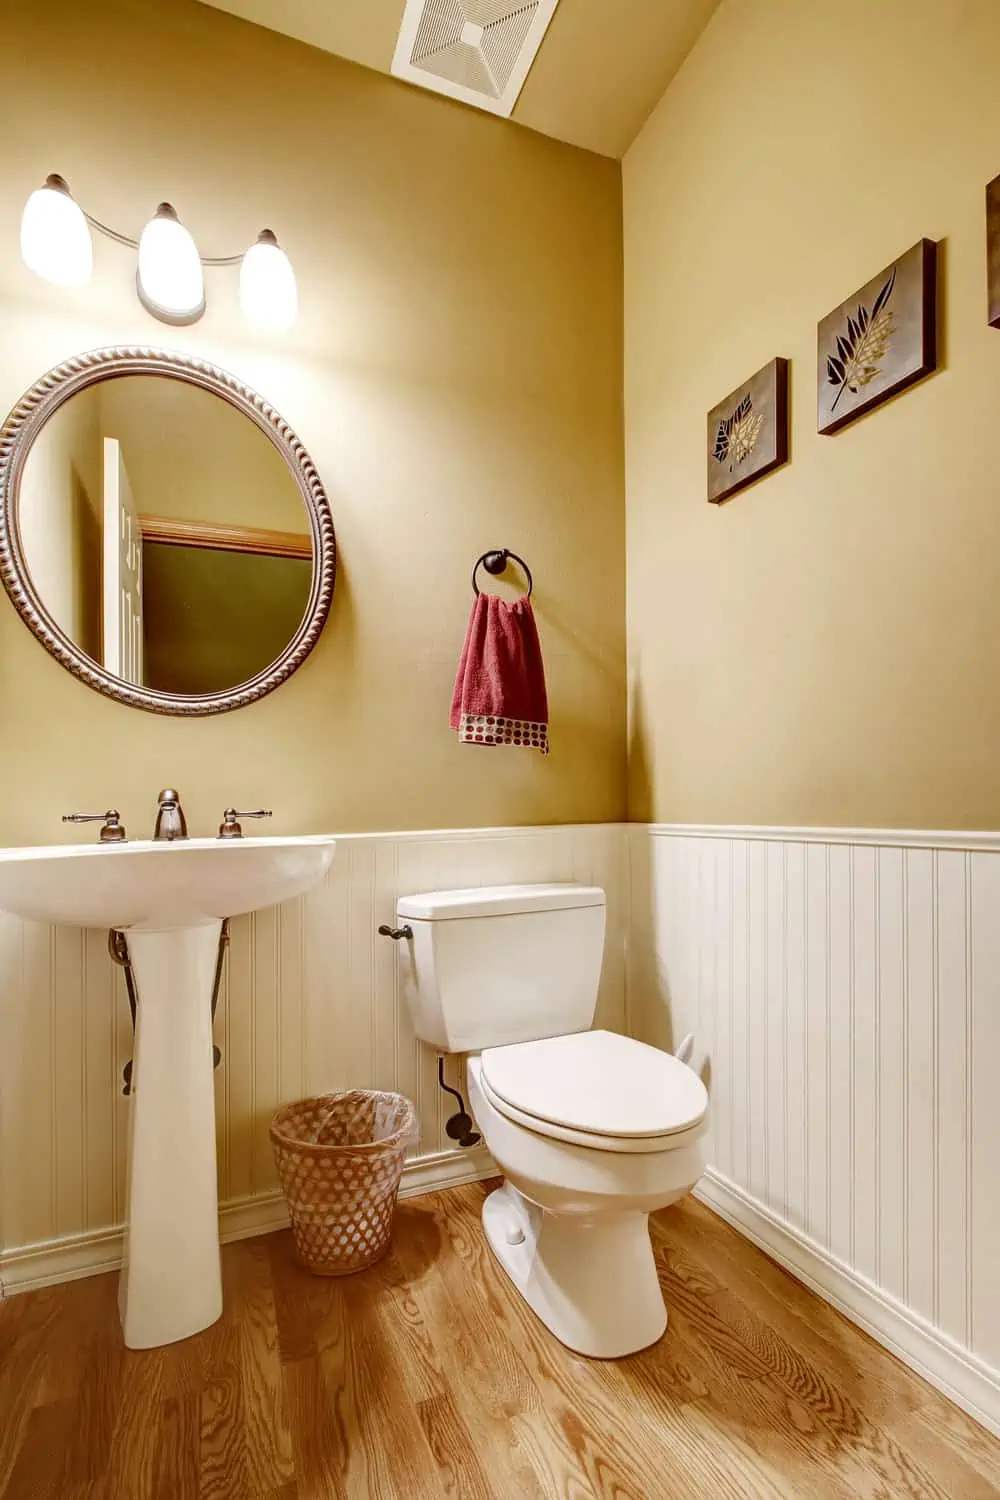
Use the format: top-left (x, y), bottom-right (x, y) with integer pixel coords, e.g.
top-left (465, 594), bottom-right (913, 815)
top-left (197, 0), bottom-right (720, 158)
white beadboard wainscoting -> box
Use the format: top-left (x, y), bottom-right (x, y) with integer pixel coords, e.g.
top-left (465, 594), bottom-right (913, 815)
top-left (0, 823), bottom-right (627, 1293)
top-left (629, 824), bottom-right (1000, 1436)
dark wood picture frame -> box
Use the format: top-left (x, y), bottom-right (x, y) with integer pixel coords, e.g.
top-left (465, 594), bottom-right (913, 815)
top-left (706, 357), bottom-right (789, 506)
top-left (817, 239), bottom-right (937, 435)
top-left (988, 174), bottom-right (1000, 329)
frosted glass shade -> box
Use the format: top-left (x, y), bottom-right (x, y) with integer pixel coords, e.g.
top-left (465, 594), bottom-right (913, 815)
top-left (240, 230), bottom-right (297, 331)
top-left (20, 175), bottom-right (93, 288)
top-left (137, 203), bottom-right (204, 324)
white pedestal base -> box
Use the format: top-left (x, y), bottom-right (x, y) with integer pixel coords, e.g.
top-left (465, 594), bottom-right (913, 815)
top-left (118, 921), bottom-right (223, 1349)
top-left (482, 1182), bottom-right (667, 1358)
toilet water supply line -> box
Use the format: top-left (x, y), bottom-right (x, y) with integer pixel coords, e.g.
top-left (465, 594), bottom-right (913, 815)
top-left (437, 1056), bottom-right (482, 1148)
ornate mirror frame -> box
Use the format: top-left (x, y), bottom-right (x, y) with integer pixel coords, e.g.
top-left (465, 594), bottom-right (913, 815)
top-left (0, 347), bottom-right (335, 715)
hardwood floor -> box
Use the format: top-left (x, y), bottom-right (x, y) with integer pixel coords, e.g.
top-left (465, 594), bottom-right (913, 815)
top-left (2, 1182), bottom-right (999, 1498)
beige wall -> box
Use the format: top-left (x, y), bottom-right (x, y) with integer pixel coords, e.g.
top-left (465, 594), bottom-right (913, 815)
top-left (0, 0), bottom-right (624, 846)
top-left (624, 0), bottom-right (1000, 830)
top-left (97, 376), bottom-right (308, 533)
top-left (18, 383), bottom-right (102, 653)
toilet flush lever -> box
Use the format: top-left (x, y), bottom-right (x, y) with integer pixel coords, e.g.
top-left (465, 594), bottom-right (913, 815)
top-left (377, 924), bottom-right (413, 941)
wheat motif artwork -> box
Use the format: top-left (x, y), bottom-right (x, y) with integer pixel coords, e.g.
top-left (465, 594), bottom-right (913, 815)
top-left (827, 266), bottom-right (896, 413)
top-left (817, 239), bottom-right (937, 435)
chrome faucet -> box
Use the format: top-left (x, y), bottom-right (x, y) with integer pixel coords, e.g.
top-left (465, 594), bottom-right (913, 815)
top-left (153, 789), bottom-right (188, 841)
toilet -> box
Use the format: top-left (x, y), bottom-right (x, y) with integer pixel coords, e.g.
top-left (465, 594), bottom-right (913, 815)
top-left (395, 882), bottom-right (709, 1358)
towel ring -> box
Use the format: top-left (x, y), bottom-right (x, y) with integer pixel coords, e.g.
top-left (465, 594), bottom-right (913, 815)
top-left (472, 548), bottom-right (533, 598)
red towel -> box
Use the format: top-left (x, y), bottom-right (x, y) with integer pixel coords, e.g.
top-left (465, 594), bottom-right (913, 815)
top-left (450, 593), bottom-right (549, 754)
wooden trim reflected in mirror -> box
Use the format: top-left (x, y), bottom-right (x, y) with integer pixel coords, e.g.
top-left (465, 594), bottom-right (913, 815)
top-left (139, 515), bottom-right (312, 560)
top-left (0, 347), bottom-right (336, 716)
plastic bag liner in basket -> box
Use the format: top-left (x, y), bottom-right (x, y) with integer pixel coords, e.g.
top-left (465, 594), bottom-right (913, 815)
top-left (270, 1090), bottom-right (419, 1275)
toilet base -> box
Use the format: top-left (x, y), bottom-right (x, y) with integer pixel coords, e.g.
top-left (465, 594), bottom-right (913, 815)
top-left (482, 1182), bottom-right (668, 1358)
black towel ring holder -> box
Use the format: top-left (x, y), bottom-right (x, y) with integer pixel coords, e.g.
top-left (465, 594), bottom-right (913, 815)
top-left (472, 548), bottom-right (533, 598)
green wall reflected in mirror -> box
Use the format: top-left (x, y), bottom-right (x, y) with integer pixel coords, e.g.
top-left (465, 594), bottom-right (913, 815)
top-left (142, 543), bottom-right (311, 695)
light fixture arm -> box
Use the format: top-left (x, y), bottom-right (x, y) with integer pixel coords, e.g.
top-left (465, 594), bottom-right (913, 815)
top-left (83, 209), bottom-right (246, 266)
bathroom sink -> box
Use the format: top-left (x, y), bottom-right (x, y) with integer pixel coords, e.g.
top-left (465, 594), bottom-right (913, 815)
top-left (0, 832), bottom-right (335, 1351)
top-left (0, 834), bottom-right (336, 930)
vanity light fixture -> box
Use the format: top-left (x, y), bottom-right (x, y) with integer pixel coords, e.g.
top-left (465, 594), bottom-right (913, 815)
top-left (19, 174), bottom-right (298, 332)
top-left (136, 203), bottom-right (205, 325)
top-left (20, 174), bottom-right (93, 287)
top-left (239, 230), bottom-right (298, 331)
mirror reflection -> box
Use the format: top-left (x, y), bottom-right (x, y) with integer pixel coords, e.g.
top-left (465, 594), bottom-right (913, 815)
top-left (18, 374), bottom-right (313, 695)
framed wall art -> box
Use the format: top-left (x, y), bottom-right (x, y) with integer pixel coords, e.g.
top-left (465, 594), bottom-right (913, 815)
top-left (707, 356), bottom-right (789, 505)
top-left (988, 174), bottom-right (1000, 329)
top-left (817, 238), bottom-right (937, 435)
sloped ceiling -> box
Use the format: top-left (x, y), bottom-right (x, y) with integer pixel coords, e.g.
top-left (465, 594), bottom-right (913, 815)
top-left (196, 0), bottom-right (720, 158)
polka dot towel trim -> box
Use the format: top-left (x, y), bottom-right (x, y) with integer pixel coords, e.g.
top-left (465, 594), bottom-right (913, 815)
top-left (459, 713), bottom-right (550, 754)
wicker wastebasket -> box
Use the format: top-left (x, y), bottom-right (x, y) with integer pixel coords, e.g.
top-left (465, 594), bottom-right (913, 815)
top-left (270, 1090), bottom-right (418, 1275)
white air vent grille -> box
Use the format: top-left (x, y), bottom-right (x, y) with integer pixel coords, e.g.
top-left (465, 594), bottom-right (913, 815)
top-left (392, 0), bottom-right (560, 118)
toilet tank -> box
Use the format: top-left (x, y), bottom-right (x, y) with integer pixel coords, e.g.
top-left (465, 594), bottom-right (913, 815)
top-left (395, 884), bottom-right (606, 1053)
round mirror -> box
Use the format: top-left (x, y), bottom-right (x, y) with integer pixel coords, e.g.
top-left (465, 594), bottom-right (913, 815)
top-left (0, 348), bottom-right (334, 714)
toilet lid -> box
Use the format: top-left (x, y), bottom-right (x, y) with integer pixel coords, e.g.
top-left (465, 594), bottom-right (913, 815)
top-left (479, 1030), bottom-right (708, 1140)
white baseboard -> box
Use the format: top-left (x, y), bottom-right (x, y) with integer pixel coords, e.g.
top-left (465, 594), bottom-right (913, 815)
top-left (0, 1145), bottom-right (496, 1298)
top-left (695, 1168), bottom-right (1000, 1439)
top-left (218, 1144), bottom-right (497, 1248)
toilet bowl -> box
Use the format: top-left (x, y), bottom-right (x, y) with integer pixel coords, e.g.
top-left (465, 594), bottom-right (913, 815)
top-left (467, 1030), bottom-right (707, 1357)
top-left (392, 883), bottom-right (709, 1359)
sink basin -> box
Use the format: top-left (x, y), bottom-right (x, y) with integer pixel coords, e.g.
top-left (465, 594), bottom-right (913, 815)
top-left (0, 833), bottom-right (335, 1350)
top-left (0, 834), bottom-right (336, 930)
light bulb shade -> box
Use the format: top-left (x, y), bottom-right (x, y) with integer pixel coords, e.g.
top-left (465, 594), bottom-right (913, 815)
top-left (240, 230), bottom-right (297, 331)
top-left (137, 203), bottom-right (205, 325)
top-left (20, 175), bottom-right (93, 288)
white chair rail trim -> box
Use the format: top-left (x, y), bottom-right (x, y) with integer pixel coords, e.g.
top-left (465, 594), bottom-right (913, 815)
top-left (649, 823), bottom-right (1000, 851)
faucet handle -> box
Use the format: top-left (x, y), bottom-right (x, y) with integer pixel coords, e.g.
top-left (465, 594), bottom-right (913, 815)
top-left (63, 810), bottom-right (127, 843)
top-left (218, 808), bottom-right (273, 840)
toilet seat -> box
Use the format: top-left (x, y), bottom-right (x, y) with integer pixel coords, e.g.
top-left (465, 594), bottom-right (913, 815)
top-left (478, 1030), bottom-right (708, 1155)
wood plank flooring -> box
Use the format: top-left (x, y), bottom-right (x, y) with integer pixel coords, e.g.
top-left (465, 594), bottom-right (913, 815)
top-left (2, 1182), bottom-right (999, 1498)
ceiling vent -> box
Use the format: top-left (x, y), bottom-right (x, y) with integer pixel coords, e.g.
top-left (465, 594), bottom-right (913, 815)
top-left (391, 0), bottom-right (561, 118)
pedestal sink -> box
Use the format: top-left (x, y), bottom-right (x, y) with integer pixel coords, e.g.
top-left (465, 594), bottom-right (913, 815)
top-left (0, 835), bottom-right (335, 1348)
